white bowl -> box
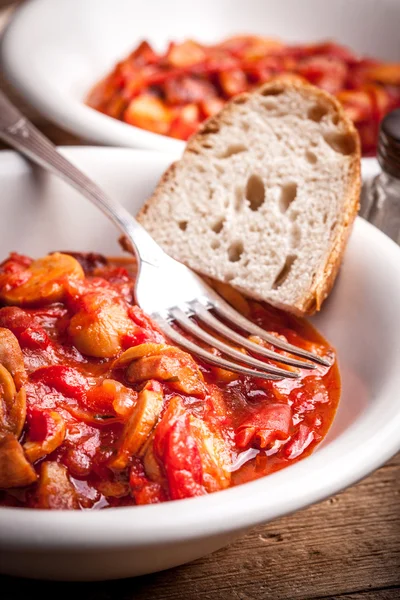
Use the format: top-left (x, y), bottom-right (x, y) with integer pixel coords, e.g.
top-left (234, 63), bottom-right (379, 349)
top-left (1, 0), bottom-right (400, 152)
top-left (0, 148), bottom-right (400, 581)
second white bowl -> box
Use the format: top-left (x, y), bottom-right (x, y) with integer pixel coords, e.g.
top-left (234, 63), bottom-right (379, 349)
top-left (1, 0), bottom-right (400, 151)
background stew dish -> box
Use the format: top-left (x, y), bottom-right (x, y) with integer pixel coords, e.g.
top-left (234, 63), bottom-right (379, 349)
top-left (86, 36), bottom-right (400, 157)
top-left (0, 251), bottom-right (340, 509)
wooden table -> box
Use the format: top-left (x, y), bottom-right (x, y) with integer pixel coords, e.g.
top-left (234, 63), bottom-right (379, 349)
top-left (0, 2), bottom-right (399, 598)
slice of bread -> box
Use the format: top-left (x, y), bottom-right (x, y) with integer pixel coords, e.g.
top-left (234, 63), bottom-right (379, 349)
top-left (138, 78), bottom-right (361, 316)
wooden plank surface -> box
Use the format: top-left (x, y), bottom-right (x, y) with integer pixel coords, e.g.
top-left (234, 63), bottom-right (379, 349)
top-left (1, 454), bottom-right (399, 599)
top-left (0, 2), bottom-right (399, 598)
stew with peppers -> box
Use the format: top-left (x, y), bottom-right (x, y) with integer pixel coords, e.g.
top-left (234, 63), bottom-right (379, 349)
top-left (86, 35), bottom-right (400, 156)
top-left (0, 251), bottom-right (340, 509)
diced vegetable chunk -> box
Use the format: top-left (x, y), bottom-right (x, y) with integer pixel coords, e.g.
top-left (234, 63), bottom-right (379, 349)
top-left (33, 462), bottom-right (79, 509)
top-left (112, 343), bottom-right (169, 367)
top-left (189, 416), bottom-right (231, 492)
top-left (124, 95), bottom-right (172, 134)
top-left (6, 388), bottom-right (27, 439)
top-left (283, 423), bottom-right (315, 459)
top-left (153, 397), bottom-right (205, 500)
top-left (219, 69), bottom-right (248, 97)
top-left (68, 295), bottom-right (135, 358)
top-left (0, 364), bottom-right (26, 437)
top-left (0, 253), bottom-right (84, 306)
top-left (0, 434), bottom-right (37, 488)
top-left (365, 63), bottom-right (400, 86)
top-left (0, 327), bottom-right (26, 389)
top-left (166, 40), bottom-right (207, 68)
top-left (125, 345), bottom-right (206, 398)
top-left (129, 458), bottom-right (166, 505)
top-left (109, 380), bottom-right (163, 470)
top-left (236, 403), bottom-right (292, 449)
top-left (24, 410), bottom-right (66, 463)
top-left (30, 365), bottom-right (89, 400)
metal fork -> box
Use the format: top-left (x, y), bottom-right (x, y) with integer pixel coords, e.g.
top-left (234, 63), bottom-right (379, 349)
top-left (0, 90), bottom-right (330, 380)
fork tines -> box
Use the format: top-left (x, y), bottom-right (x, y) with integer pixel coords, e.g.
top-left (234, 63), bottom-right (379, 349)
top-left (153, 296), bottom-right (331, 381)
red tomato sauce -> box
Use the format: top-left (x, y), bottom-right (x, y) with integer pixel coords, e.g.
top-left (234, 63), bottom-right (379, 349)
top-left (0, 252), bottom-right (340, 509)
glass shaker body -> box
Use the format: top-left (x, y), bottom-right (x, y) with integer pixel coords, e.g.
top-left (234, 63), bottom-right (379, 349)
top-left (364, 108), bottom-right (400, 243)
top-left (367, 171), bottom-right (400, 244)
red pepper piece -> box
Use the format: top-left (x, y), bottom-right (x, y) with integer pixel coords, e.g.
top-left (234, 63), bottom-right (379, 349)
top-left (235, 403), bottom-right (292, 449)
top-left (154, 405), bottom-right (205, 500)
top-left (0, 253), bottom-right (32, 274)
top-left (27, 408), bottom-right (58, 443)
top-left (128, 41), bottom-right (159, 67)
top-left (129, 459), bottom-right (166, 505)
top-left (219, 69), bottom-right (248, 97)
top-left (0, 306), bottom-right (33, 337)
top-left (30, 365), bottom-right (89, 400)
top-left (19, 326), bottom-right (51, 350)
top-left (283, 423), bottom-right (315, 459)
top-left (163, 415), bottom-right (205, 499)
top-left (127, 305), bottom-right (165, 343)
top-left (169, 115), bottom-right (200, 140)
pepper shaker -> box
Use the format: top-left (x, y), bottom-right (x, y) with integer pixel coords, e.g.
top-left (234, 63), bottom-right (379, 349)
top-left (363, 109), bottom-right (400, 243)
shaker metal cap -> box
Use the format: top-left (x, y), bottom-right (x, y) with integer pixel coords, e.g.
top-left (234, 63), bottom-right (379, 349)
top-left (377, 108), bottom-right (400, 179)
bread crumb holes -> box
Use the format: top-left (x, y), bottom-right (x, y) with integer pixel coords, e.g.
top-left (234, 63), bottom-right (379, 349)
top-left (290, 224), bottom-right (301, 248)
top-left (233, 96), bottom-right (247, 105)
top-left (332, 114), bottom-right (339, 125)
top-left (272, 255), bottom-right (296, 289)
top-left (305, 151), bottom-right (318, 165)
top-left (228, 240), bottom-right (244, 263)
top-left (234, 186), bottom-right (244, 211)
top-left (212, 218), bottom-right (225, 234)
top-left (246, 174), bottom-right (265, 211)
top-left (308, 103), bottom-right (329, 122)
top-left (323, 132), bottom-right (356, 155)
top-left (202, 122), bottom-right (219, 134)
top-left (219, 144), bottom-right (247, 159)
top-left (261, 86), bottom-right (283, 96)
top-left (263, 100), bottom-right (277, 110)
top-left (279, 182), bottom-right (297, 213)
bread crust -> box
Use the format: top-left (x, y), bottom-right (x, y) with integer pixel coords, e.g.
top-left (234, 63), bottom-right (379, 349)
top-left (138, 77), bottom-right (361, 316)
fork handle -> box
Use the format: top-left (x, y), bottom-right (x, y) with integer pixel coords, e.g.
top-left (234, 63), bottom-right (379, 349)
top-left (0, 89), bottom-right (163, 267)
